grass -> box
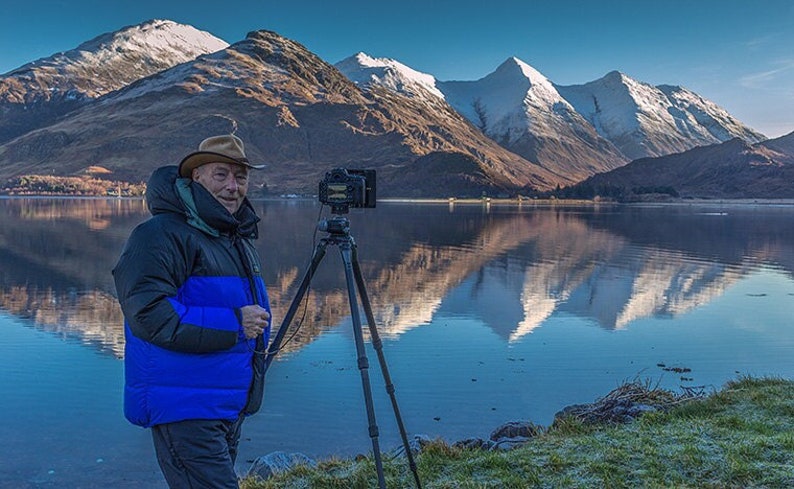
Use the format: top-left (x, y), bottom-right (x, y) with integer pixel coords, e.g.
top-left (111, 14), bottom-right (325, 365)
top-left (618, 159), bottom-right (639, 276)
top-left (240, 376), bottom-right (794, 488)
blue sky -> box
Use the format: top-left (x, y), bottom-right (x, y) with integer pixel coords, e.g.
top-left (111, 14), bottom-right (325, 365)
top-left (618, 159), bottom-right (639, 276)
top-left (2, 0), bottom-right (792, 137)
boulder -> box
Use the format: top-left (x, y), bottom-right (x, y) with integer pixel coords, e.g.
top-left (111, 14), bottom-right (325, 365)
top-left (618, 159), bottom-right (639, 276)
top-left (452, 437), bottom-right (494, 450)
top-left (389, 434), bottom-right (433, 458)
top-left (489, 421), bottom-right (542, 441)
top-left (245, 451), bottom-right (316, 481)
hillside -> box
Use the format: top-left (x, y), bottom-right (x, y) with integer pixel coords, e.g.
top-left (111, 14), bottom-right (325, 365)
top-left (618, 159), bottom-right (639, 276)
top-left (568, 133), bottom-right (794, 200)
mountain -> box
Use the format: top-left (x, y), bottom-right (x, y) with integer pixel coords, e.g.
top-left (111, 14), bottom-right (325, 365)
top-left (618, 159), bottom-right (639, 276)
top-left (0, 19), bottom-right (228, 144)
top-left (334, 53), bottom-right (566, 192)
top-left (557, 71), bottom-right (766, 160)
top-left (436, 58), bottom-right (628, 182)
top-left (0, 29), bottom-right (564, 196)
top-left (335, 52), bottom-right (445, 100)
top-left (0, 20), bottom-right (780, 197)
top-left (336, 54), bottom-right (624, 183)
top-left (337, 55), bottom-right (774, 188)
top-left (574, 131), bottom-right (794, 199)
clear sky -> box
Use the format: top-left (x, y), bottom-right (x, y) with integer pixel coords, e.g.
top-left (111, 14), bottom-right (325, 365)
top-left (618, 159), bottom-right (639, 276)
top-left (1, 0), bottom-right (792, 137)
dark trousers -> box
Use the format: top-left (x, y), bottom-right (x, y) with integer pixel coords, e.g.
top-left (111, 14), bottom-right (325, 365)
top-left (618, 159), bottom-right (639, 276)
top-left (151, 416), bottom-right (245, 489)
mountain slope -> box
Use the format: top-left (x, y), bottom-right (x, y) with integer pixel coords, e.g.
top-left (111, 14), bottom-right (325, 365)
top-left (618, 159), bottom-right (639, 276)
top-left (557, 71), bottom-right (766, 160)
top-left (437, 58), bottom-right (628, 182)
top-left (0, 19), bottom-right (228, 144)
top-left (576, 132), bottom-right (794, 199)
top-left (0, 31), bottom-right (564, 196)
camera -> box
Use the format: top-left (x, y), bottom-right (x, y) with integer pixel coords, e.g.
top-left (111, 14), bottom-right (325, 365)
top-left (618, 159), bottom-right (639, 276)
top-left (318, 168), bottom-right (376, 214)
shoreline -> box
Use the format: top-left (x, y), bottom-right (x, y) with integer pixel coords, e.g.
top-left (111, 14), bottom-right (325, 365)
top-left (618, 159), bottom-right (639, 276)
top-left (3, 194), bottom-right (794, 207)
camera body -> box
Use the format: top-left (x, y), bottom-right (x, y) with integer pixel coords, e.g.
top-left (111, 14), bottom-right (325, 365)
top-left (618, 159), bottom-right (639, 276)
top-left (318, 168), bottom-right (376, 214)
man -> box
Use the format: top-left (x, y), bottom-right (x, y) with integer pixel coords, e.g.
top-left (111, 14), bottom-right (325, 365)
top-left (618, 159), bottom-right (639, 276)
top-left (113, 134), bottom-right (271, 488)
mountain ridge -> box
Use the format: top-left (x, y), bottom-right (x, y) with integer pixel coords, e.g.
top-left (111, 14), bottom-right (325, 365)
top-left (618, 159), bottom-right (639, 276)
top-left (0, 28), bottom-right (563, 196)
top-left (569, 132), bottom-right (794, 199)
top-left (0, 19), bottom-right (787, 198)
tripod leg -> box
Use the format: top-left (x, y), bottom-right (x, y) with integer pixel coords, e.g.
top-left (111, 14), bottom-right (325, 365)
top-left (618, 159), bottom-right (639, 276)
top-left (339, 243), bottom-right (387, 489)
top-left (351, 244), bottom-right (423, 489)
top-left (264, 239), bottom-right (329, 373)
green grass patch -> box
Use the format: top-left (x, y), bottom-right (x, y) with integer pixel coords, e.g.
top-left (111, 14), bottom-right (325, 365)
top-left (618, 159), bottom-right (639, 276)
top-left (241, 376), bottom-right (794, 488)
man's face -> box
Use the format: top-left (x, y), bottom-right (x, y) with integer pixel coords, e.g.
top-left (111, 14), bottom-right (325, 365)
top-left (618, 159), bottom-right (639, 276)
top-left (192, 162), bottom-right (250, 215)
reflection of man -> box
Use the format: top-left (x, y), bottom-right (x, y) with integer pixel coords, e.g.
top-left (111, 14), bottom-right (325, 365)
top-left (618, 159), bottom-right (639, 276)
top-left (113, 134), bottom-right (271, 488)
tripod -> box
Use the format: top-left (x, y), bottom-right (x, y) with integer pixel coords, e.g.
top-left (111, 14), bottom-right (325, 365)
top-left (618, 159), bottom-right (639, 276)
top-left (264, 215), bottom-right (422, 489)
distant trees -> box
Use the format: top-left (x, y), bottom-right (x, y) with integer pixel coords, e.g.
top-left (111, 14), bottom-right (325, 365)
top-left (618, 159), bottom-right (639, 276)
top-left (1, 175), bottom-right (145, 196)
top-left (539, 183), bottom-right (679, 202)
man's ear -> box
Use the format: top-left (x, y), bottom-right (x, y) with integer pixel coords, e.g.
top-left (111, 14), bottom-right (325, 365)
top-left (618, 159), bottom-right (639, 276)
top-left (191, 167), bottom-right (201, 182)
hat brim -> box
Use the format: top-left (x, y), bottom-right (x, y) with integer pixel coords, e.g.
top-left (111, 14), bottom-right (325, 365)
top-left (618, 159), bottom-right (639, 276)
top-left (178, 151), bottom-right (266, 178)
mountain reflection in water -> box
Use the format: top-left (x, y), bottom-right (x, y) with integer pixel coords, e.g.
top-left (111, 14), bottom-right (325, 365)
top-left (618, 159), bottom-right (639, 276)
top-left (0, 198), bottom-right (792, 357)
top-left (3, 197), bottom-right (794, 488)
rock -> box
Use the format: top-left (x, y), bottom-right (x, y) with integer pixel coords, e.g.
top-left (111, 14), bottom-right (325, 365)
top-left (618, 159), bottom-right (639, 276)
top-left (452, 437), bottom-right (494, 450)
top-left (489, 421), bottom-right (542, 441)
top-left (491, 436), bottom-right (531, 451)
top-left (626, 403), bottom-right (659, 418)
top-left (245, 451), bottom-right (316, 481)
top-left (389, 434), bottom-right (433, 458)
top-left (484, 421), bottom-right (542, 451)
top-left (554, 403), bottom-right (590, 421)
top-left (554, 400), bottom-right (661, 425)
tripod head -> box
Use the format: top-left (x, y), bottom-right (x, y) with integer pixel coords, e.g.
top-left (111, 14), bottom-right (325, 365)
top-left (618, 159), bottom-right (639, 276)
top-left (318, 216), bottom-right (350, 237)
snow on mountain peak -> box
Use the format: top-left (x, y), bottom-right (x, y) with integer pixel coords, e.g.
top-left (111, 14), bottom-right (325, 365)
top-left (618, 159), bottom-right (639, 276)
top-left (2, 19), bottom-right (229, 102)
top-left (439, 57), bottom-right (575, 137)
top-left (557, 70), bottom-right (766, 159)
top-left (658, 84), bottom-right (766, 144)
top-left (335, 52), bottom-right (444, 99)
top-left (504, 57), bottom-right (550, 84)
top-left (65, 19), bottom-right (228, 69)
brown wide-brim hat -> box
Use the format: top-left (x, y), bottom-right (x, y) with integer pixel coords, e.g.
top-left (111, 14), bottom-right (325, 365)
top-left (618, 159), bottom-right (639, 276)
top-left (178, 134), bottom-right (266, 178)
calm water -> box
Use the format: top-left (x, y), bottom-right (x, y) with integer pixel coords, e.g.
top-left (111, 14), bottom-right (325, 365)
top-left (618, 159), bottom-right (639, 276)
top-left (1, 197), bottom-right (794, 488)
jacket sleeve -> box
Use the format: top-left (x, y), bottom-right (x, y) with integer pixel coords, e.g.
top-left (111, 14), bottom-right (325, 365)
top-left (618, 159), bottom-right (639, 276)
top-left (112, 219), bottom-right (240, 353)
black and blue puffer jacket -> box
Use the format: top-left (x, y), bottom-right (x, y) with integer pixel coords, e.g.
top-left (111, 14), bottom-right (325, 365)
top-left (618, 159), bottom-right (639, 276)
top-left (113, 166), bottom-right (270, 428)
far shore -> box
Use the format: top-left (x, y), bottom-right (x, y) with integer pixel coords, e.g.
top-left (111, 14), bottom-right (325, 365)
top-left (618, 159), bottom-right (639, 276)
top-left (378, 197), bottom-right (794, 206)
top-left (2, 193), bottom-right (794, 207)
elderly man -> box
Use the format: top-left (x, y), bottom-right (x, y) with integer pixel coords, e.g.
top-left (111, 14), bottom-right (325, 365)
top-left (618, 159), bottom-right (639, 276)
top-left (113, 134), bottom-right (271, 488)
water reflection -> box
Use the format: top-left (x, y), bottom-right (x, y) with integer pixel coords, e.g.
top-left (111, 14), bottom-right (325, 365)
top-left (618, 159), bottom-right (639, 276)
top-left (0, 198), bottom-right (792, 358)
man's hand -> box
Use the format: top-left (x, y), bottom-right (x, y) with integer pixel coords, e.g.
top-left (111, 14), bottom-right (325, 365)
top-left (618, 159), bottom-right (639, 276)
top-left (240, 305), bottom-right (270, 339)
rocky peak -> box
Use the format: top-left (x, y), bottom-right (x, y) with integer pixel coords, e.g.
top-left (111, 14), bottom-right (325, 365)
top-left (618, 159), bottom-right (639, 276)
top-left (230, 30), bottom-right (366, 103)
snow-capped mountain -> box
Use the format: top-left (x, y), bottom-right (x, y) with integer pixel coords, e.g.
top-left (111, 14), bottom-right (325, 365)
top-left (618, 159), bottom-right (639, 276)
top-left (335, 52), bottom-right (445, 100)
top-left (2, 19), bottom-right (228, 98)
top-left (0, 19), bottom-right (228, 143)
top-left (0, 29), bottom-right (563, 196)
top-left (337, 55), bottom-right (769, 179)
top-left (437, 57), bottom-right (627, 181)
top-left (557, 71), bottom-right (766, 160)
top-left (0, 19), bottom-right (783, 198)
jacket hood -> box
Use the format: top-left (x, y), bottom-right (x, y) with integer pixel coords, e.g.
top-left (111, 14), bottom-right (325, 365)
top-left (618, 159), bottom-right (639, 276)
top-left (146, 166), bottom-right (184, 216)
top-left (145, 165), bottom-right (260, 238)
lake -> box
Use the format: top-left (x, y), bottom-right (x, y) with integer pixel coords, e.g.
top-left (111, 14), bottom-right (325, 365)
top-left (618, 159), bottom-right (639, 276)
top-left (1, 197), bottom-right (793, 488)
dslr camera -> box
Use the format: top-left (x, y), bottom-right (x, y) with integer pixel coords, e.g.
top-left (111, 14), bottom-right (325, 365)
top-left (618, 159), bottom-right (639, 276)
top-left (318, 168), bottom-right (376, 214)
